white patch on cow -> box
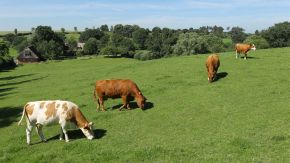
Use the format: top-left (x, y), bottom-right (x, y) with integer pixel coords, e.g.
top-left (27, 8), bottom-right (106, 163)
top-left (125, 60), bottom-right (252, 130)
top-left (251, 47), bottom-right (256, 51)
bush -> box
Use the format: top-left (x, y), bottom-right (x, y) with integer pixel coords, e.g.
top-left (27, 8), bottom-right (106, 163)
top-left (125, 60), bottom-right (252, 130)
top-left (83, 38), bottom-right (99, 55)
top-left (134, 50), bottom-right (152, 61)
top-left (0, 41), bottom-right (16, 69)
top-left (244, 35), bottom-right (270, 49)
top-left (99, 46), bottom-right (119, 56)
top-left (262, 21), bottom-right (290, 47)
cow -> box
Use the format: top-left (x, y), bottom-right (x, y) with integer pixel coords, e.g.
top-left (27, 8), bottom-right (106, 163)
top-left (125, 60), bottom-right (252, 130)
top-left (206, 54), bottom-right (220, 83)
top-left (235, 43), bottom-right (256, 60)
top-left (93, 79), bottom-right (147, 112)
top-left (18, 100), bottom-right (94, 145)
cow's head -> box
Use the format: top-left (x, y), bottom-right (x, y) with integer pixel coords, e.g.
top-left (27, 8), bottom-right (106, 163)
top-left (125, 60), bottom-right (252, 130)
top-left (208, 71), bottom-right (215, 83)
top-left (251, 44), bottom-right (256, 51)
top-left (80, 122), bottom-right (94, 140)
top-left (136, 92), bottom-right (147, 110)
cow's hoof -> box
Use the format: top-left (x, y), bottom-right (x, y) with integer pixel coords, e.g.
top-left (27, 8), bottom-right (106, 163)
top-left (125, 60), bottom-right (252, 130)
top-left (59, 138), bottom-right (63, 141)
top-left (65, 140), bottom-right (70, 143)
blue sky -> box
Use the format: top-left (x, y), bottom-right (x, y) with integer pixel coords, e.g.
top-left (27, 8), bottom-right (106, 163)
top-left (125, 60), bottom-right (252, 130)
top-left (1, 0), bottom-right (290, 32)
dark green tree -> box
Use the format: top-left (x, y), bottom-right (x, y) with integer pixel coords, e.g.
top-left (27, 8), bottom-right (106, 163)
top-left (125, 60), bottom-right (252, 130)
top-left (132, 28), bottom-right (148, 50)
top-left (100, 24), bottom-right (109, 32)
top-left (230, 27), bottom-right (247, 43)
top-left (261, 21), bottom-right (290, 47)
top-left (79, 29), bottom-right (104, 42)
top-left (83, 38), bottom-right (99, 55)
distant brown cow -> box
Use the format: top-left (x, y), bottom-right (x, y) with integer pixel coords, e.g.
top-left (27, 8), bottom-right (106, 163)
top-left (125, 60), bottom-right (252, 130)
top-left (235, 43), bottom-right (256, 60)
top-left (93, 79), bottom-right (147, 111)
top-left (206, 54), bottom-right (220, 83)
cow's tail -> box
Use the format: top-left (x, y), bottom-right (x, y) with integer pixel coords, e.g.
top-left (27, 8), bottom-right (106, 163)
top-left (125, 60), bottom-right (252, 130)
top-left (18, 104), bottom-right (28, 125)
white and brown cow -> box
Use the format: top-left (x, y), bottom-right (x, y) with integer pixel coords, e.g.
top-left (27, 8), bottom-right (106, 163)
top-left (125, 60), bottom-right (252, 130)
top-left (235, 43), bottom-right (256, 60)
top-left (18, 100), bottom-right (94, 145)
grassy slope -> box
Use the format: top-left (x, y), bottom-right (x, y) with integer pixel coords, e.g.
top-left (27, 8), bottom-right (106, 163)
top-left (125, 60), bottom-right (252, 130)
top-left (0, 48), bottom-right (289, 162)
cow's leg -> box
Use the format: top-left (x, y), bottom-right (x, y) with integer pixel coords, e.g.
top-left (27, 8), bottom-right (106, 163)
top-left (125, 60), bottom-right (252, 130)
top-left (59, 127), bottom-right (64, 140)
top-left (119, 96), bottom-right (127, 111)
top-left (26, 124), bottom-right (33, 145)
top-left (99, 97), bottom-right (106, 112)
top-left (61, 126), bottom-right (70, 142)
top-left (236, 50), bottom-right (239, 59)
top-left (244, 53), bottom-right (247, 60)
top-left (35, 123), bottom-right (46, 142)
top-left (126, 103), bottom-right (131, 110)
top-left (96, 98), bottom-right (101, 112)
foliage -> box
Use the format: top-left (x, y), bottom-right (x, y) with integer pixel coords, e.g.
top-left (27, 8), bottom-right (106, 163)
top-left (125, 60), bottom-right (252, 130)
top-left (261, 21), bottom-right (290, 47)
top-left (230, 27), bottom-right (247, 44)
top-left (244, 35), bottom-right (270, 49)
top-left (79, 29), bottom-right (104, 43)
top-left (134, 50), bottom-right (153, 61)
top-left (83, 38), bottom-right (99, 55)
top-left (132, 28), bottom-right (148, 50)
top-left (100, 24), bottom-right (109, 32)
top-left (66, 36), bottom-right (78, 51)
top-left (99, 45), bottom-right (119, 56)
top-left (31, 26), bottom-right (65, 60)
top-left (173, 33), bottom-right (224, 55)
top-left (0, 41), bottom-right (15, 69)
top-left (0, 41), bottom-right (9, 56)
top-left (111, 33), bottom-right (135, 57)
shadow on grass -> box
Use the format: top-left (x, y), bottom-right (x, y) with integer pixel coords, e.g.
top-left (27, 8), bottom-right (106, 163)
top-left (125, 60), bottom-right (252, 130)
top-left (46, 129), bottom-right (107, 142)
top-left (0, 106), bottom-right (23, 128)
top-left (0, 74), bottom-right (35, 81)
top-left (0, 76), bottom-right (46, 87)
top-left (242, 56), bottom-right (260, 59)
top-left (112, 101), bottom-right (154, 111)
top-left (215, 72), bottom-right (228, 82)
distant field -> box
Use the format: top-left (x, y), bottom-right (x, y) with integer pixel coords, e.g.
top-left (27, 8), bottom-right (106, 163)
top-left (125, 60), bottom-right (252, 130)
top-left (0, 48), bottom-right (289, 162)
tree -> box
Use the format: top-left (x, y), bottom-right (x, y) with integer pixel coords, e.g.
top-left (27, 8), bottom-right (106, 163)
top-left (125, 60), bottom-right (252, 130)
top-left (74, 27), bottom-right (78, 32)
top-left (0, 41), bottom-right (9, 57)
top-left (79, 28), bottom-right (104, 42)
top-left (14, 28), bottom-right (18, 35)
top-left (100, 24), bottom-right (109, 32)
top-left (83, 38), bottom-right (99, 55)
top-left (110, 33), bottom-right (135, 57)
top-left (261, 21), bottom-right (290, 47)
top-left (132, 28), bottom-right (148, 50)
top-left (230, 27), bottom-right (246, 43)
top-left (66, 36), bottom-right (78, 51)
top-left (61, 28), bottom-right (65, 33)
top-left (244, 35), bottom-right (269, 49)
top-left (31, 26), bottom-right (65, 60)
top-left (211, 25), bottom-right (224, 37)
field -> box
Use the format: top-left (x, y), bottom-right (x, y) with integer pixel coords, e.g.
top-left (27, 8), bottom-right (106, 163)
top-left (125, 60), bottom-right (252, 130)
top-left (0, 48), bottom-right (289, 162)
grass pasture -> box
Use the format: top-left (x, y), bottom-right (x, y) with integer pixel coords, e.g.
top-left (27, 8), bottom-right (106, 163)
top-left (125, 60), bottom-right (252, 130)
top-left (0, 48), bottom-right (290, 162)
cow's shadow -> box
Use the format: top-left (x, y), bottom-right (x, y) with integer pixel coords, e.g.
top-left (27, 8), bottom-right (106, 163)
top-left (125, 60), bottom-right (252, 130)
top-left (241, 56), bottom-right (259, 59)
top-left (215, 72), bottom-right (228, 82)
top-left (46, 129), bottom-right (107, 142)
top-left (112, 102), bottom-right (154, 111)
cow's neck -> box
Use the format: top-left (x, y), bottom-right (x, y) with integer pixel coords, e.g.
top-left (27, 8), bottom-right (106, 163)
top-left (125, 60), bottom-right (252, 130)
top-left (73, 108), bottom-right (89, 128)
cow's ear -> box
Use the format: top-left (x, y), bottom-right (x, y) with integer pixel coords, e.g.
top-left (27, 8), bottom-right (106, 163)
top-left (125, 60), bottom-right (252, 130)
top-left (139, 92), bottom-right (142, 95)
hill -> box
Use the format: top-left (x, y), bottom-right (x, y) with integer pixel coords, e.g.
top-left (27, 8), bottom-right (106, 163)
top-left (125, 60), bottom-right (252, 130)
top-left (0, 48), bottom-right (289, 162)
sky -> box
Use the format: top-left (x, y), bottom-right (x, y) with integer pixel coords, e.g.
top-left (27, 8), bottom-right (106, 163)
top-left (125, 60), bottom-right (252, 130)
top-left (0, 0), bottom-right (290, 33)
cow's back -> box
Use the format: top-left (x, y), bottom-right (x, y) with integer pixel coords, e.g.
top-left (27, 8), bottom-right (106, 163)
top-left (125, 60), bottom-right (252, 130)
top-left (235, 43), bottom-right (250, 53)
top-left (206, 54), bottom-right (220, 69)
top-left (96, 79), bottom-right (137, 98)
top-left (25, 100), bottom-right (77, 126)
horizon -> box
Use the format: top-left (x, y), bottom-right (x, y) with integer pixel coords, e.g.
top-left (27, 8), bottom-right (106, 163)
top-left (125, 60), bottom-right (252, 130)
top-left (1, 0), bottom-right (290, 33)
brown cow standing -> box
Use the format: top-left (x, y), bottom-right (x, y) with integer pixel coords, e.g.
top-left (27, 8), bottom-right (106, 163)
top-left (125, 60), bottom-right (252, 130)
top-left (206, 54), bottom-right (220, 83)
top-left (93, 79), bottom-right (146, 111)
top-left (235, 43), bottom-right (256, 60)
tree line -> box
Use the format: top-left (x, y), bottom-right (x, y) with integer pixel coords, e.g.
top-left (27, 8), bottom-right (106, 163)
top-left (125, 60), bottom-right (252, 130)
top-left (1, 21), bottom-right (290, 68)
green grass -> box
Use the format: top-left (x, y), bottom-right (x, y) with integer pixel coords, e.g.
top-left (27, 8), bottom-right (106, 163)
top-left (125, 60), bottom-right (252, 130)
top-left (0, 48), bottom-right (290, 162)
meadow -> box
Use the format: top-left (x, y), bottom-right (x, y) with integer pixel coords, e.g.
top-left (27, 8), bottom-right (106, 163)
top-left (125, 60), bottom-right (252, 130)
top-left (0, 47), bottom-right (289, 162)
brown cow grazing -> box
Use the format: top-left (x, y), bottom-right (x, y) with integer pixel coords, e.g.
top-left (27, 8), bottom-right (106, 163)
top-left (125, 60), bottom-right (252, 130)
top-left (235, 43), bottom-right (256, 60)
top-left (94, 79), bottom-right (147, 111)
top-left (206, 54), bottom-right (220, 83)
